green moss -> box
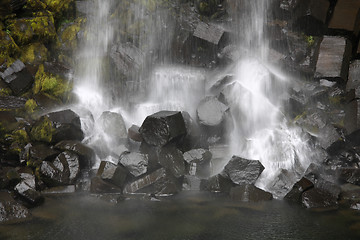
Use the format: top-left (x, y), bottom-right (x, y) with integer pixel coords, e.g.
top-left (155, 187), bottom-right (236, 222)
top-left (199, 2), bottom-right (209, 14)
top-left (302, 34), bottom-right (315, 47)
top-left (30, 116), bottom-right (53, 143)
top-left (43, 0), bottom-right (74, 14)
top-left (25, 99), bottom-right (38, 113)
top-left (0, 81), bottom-right (12, 96)
top-left (34, 64), bottom-right (72, 99)
top-left (57, 17), bottom-right (85, 52)
top-left (0, 30), bottom-right (19, 57)
top-left (20, 42), bottom-right (48, 65)
top-left (197, 0), bottom-right (219, 16)
top-left (13, 129), bottom-right (30, 143)
top-left (25, 0), bottom-right (47, 11)
top-left (6, 14), bottom-right (56, 45)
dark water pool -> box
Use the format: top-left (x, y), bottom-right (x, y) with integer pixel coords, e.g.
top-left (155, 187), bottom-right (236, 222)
top-left (1, 192), bottom-right (360, 240)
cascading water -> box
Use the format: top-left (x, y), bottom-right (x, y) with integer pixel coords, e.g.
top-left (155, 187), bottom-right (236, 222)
top-left (74, 0), bottom-right (114, 116)
top-left (72, 0), bottom-right (322, 198)
top-left (224, 0), bottom-right (322, 197)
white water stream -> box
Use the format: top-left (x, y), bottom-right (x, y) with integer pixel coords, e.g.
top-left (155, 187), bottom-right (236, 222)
top-left (72, 0), bottom-right (322, 198)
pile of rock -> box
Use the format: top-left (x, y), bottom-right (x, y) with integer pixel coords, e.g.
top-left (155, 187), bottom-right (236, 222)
top-left (89, 110), bottom-right (272, 203)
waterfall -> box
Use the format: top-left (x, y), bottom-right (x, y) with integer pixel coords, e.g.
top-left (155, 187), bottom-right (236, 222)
top-left (224, 0), bottom-right (321, 197)
top-left (71, 0), bottom-right (322, 198)
top-left (74, 0), bottom-right (114, 118)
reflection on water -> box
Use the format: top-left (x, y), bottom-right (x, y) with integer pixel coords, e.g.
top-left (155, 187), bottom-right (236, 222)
top-left (1, 193), bottom-right (360, 240)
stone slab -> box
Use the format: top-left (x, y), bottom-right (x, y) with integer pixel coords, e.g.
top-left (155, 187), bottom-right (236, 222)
top-left (193, 22), bottom-right (224, 45)
top-left (315, 36), bottom-right (352, 81)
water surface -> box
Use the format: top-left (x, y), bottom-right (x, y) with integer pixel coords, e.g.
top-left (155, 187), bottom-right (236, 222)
top-left (1, 193), bottom-right (360, 240)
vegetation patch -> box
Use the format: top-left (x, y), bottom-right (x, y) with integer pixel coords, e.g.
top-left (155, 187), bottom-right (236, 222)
top-left (7, 14), bottom-right (56, 45)
top-left (30, 115), bottom-right (53, 143)
top-left (33, 64), bottom-right (72, 100)
top-left (20, 42), bottom-right (48, 65)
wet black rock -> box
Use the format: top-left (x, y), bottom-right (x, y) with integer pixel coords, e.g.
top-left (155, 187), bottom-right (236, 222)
top-left (123, 168), bottom-right (181, 195)
top-left (177, 111), bottom-right (201, 152)
top-left (128, 125), bottom-right (143, 142)
top-left (97, 161), bottom-right (128, 188)
top-left (140, 111), bottom-right (187, 147)
top-left (27, 144), bottom-right (60, 166)
top-left (0, 96), bottom-right (26, 110)
top-left (90, 177), bottom-right (122, 194)
top-left (0, 191), bottom-right (30, 224)
top-left (55, 140), bottom-right (96, 168)
top-left (39, 161), bottom-right (61, 186)
top-left (315, 179), bottom-right (341, 199)
top-left (98, 111), bottom-right (127, 144)
top-left (31, 109), bottom-right (84, 144)
top-left (159, 145), bottom-right (186, 178)
top-left (48, 109), bottom-right (83, 141)
top-left (139, 142), bottom-right (162, 171)
top-left (53, 151), bottom-right (80, 184)
top-left (345, 100), bottom-right (360, 135)
top-left (0, 60), bottom-right (34, 96)
top-left (221, 156), bottom-right (265, 185)
top-left (292, 0), bottom-right (330, 35)
top-left (340, 184), bottom-right (360, 202)
top-left (119, 152), bottom-right (148, 177)
top-left (302, 188), bottom-right (338, 209)
top-left (285, 177), bottom-right (314, 202)
top-left (326, 143), bottom-right (360, 168)
top-left (183, 148), bottom-right (212, 177)
top-left (338, 168), bottom-right (360, 185)
top-left (0, 0), bottom-right (26, 13)
top-left (14, 173), bottom-right (43, 207)
top-left (230, 185), bottom-right (273, 202)
top-left (200, 174), bottom-right (235, 193)
top-left (304, 163), bottom-right (339, 186)
top-left (39, 151), bottom-right (81, 186)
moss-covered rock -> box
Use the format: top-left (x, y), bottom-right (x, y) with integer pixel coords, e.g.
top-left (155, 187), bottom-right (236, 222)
top-left (4, 126), bottom-right (30, 157)
top-left (20, 42), bottom-right (48, 65)
top-left (24, 98), bottom-right (38, 113)
top-left (42, 0), bottom-right (74, 14)
top-left (24, 0), bottom-right (47, 11)
top-left (6, 14), bottom-right (56, 45)
top-left (30, 115), bottom-right (53, 143)
top-left (33, 64), bottom-right (72, 100)
top-left (196, 0), bottom-right (222, 16)
top-left (56, 17), bottom-right (85, 53)
top-left (0, 80), bottom-right (13, 96)
top-left (0, 29), bottom-right (20, 64)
